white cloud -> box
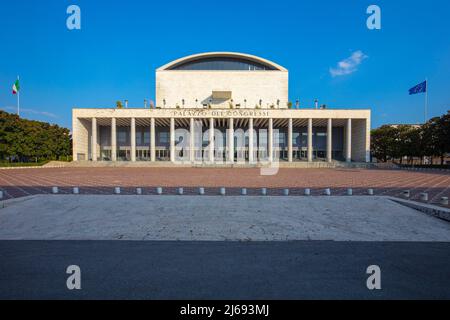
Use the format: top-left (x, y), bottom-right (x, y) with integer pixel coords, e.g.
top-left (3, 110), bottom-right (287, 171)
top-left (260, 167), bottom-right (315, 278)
top-left (1, 106), bottom-right (58, 119)
top-left (330, 50), bottom-right (368, 77)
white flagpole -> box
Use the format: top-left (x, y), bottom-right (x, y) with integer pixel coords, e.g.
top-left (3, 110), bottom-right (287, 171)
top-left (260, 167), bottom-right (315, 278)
top-left (425, 78), bottom-right (428, 123)
top-left (17, 76), bottom-right (20, 117)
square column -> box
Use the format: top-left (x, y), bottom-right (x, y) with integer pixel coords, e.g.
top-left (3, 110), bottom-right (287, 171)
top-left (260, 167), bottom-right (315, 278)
top-left (228, 118), bottom-right (234, 163)
top-left (170, 118), bottom-right (175, 162)
top-left (190, 118), bottom-right (195, 162)
top-left (248, 118), bottom-right (254, 163)
top-left (209, 118), bottom-right (215, 163)
top-left (91, 117), bottom-right (97, 161)
top-left (327, 118), bottom-right (333, 163)
top-left (131, 117), bottom-right (136, 162)
top-left (268, 118), bottom-right (273, 162)
top-left (346, 118), bottom-right (352, 162)
top-left (111, 118), bottom-right (117, 162)
top-left (307, 118), bottom-right (313, 162)
top-left (288, 118), bottom-right (293, 162)
top-left (150, 118), bottom-right (156, 162)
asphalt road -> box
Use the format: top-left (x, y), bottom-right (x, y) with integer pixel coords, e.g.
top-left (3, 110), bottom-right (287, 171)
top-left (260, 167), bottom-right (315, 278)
top-left (1, 241), bottom-right (450, 299)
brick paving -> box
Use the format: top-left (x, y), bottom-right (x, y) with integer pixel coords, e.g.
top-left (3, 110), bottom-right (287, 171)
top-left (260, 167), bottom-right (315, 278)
top-left (0, 167), bottom-right (449, 207)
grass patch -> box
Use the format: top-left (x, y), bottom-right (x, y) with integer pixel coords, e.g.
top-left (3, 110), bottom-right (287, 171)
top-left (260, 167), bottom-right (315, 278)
top-left (398, 164), bottom-right (450, 170)
top-left (0, 161), bottom-right (50, 168)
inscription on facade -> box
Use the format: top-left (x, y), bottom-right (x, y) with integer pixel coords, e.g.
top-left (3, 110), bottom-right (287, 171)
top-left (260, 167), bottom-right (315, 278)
top-left (170, 109), bottom-right (270, 118)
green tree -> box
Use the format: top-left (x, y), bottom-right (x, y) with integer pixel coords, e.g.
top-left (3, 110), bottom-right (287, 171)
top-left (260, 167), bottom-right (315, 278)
top-left (371, 112), bottom-right (450, 166)
top-left (371, 125), bottom-right (397, 162)
top-left (0, 111), bottom-right (72, 163)
top-left (396, 125), bottom-right (421, 164)
top-left (425, 113), bottom-right (450, 164)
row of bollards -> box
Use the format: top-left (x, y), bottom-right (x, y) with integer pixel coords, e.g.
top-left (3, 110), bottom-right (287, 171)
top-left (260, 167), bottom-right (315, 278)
top-left (403, 190), bottom-right (449, 206)
top-left (4, 187), bottom-right (450, 205)
top-left (420, 192), bottom-right (429, 202)
top-left (46, 187), bottom-right (377, 197)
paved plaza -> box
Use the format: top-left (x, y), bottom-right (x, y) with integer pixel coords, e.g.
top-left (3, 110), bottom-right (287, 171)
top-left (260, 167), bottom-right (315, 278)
top-left (1, 195), bottom-right (449, 241)
top-left (0, 167), bottom-right (449, 207)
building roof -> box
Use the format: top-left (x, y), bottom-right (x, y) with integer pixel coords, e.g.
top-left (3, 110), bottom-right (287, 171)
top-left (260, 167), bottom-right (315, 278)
top-left (157, 52), bottom-right (288, 72)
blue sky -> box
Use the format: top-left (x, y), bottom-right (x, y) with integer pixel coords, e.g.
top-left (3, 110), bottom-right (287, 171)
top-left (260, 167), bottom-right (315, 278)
top-left (0, 0), bottom-right (449, 129)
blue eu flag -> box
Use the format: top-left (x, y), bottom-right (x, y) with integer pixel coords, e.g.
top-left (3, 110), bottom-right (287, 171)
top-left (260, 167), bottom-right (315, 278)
top-left (409, 81), bottom-right (427, 95)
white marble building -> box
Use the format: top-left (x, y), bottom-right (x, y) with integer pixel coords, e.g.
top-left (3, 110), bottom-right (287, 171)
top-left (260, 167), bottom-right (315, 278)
top-left (72, 52), bottom-right (371, 164)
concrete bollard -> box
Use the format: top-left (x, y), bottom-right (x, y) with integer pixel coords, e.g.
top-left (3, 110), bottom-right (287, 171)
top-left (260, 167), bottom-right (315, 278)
top-left (219, 187), bottom-right (226, 196)
top-left (368, 189), bottom-right (374, 196)
top-left (441, 197), bottom-right (449, 206)
top-left (347, 188), bottom-right (353, 196)
top-left (177, 188), bottom-right (184, 195)
top-left (114, 187), bottom-right (121, 195)
top-left (199, 187), bottom-right (205, 195)
top-left (283, 189), bottom-right (290, 196)
top-left (241, 188), bottom-right (247, 196)
top-left (403, 190), bottom-right (410, 198)
top-left (304, 188), bottom-right (311, 196)
top-left (52, 187), bottom-right (59, 194)
top-left (420, 192), bottom-right (429, 202)
top-left (156, 187), bottom-right (163, 195)
top-left (324, 188), bottom-right (331, 196)
top-left (136, 188), bottom-right (143, 195)
top-left (261, 188), bottom-right (267, 196)
top-left (73, 187), bottom-right (79, 195)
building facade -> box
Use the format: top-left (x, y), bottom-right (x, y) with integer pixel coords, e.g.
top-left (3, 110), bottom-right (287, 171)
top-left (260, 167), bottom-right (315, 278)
top-left (72, 52), bottom-right (371, 164)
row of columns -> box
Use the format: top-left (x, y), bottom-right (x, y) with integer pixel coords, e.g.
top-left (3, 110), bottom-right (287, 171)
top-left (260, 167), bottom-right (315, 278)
top-left (91, 117), bottom-right (352, 163)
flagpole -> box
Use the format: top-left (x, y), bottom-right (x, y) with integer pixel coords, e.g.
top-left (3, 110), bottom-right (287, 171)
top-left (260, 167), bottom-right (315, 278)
top-left (17, 76), bottom-right (20, 117)
top-left (425, 77), bottom-right (428, 123)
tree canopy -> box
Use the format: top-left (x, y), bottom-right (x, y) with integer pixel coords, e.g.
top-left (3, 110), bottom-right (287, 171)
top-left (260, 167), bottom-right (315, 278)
top-left (0, 111), bottom-right (72, 162)
top-left (371, 112), bottom-right (450, 165)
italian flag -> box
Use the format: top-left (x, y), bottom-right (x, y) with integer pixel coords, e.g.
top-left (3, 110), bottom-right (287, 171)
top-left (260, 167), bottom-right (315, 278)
top-left (12, 79), bottom-right (20, 95)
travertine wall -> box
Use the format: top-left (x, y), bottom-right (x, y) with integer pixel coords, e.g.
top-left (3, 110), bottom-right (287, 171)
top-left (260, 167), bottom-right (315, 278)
top-left (351, 119), bottom-right (370, 162)
top-left (72, 108), bottom-right (371, 120)
top-left (156, 71), bottom-right (289, 109)
top-left (72, 116), bottom-right (91, 161)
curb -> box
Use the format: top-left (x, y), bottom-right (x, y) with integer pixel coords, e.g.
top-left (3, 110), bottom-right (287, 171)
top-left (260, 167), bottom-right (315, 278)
top-left (0, 166), bottom-right (67, 170)
top-left (0, 195), bottom-right (39, 209)
top-left (389, 197), bottom-right (450, 222)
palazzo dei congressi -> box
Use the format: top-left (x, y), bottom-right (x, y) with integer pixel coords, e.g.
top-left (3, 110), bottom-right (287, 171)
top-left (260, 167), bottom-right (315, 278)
top-left (72, 52), bottom-right (371, 164)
